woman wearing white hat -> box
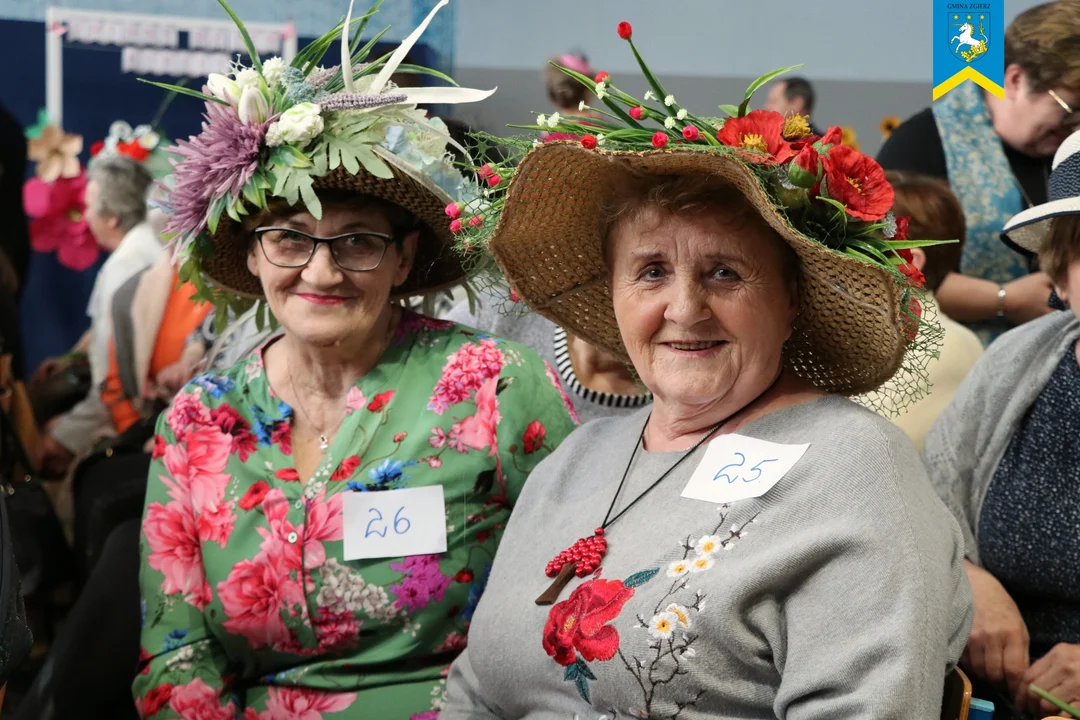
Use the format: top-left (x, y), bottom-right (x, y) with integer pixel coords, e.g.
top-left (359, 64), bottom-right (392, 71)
top-left (926, 128), bottom-right (1080, 719)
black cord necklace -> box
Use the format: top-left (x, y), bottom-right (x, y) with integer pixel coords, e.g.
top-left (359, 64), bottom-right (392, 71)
top-left (535, 372), bottom-right (782, 605)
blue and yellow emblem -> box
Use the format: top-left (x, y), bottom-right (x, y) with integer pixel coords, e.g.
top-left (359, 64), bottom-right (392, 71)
top-left (933, 1), bottom-right (1004, 100)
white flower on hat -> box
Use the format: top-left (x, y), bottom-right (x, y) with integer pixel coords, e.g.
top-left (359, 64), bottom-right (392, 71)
top-left (268, 102), bottom-right (324, 147)
top-left (664, 116), bottom-right (676, 129)
top-left (261, 57), bottom-right (286, 88)
top-left (238, 85), bottom-right (269, 125)
top-left (597, 134), bottom-right (606, 146)
top-left (596, 86), bottom-right (608, 100)
top-left (644, 90), bottom-right (656, 101)
top-left (547, 112), bottom-right (562, 128)
top-left (537, 113), bottom-right (548, 126)
top-left (664, 94), bottom-right (676, 107)
top-left (578, 101), bottom-right (588, 112)
top-left (677, 108), bottom-right (688, 120)
top-left (233, 67), bottom-right (261, 93)
top-left (206, 73), bottom-right (241, 104)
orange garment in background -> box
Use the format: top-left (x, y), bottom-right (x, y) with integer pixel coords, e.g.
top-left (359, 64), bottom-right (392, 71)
top-left (101, 277), bottom-right (209, 434)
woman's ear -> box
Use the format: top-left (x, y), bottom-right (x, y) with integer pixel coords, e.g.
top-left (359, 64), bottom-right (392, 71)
top-left (247, 244), bottom-right (261, 278)
top-left (1003, 63), bottom-right (1026, 101)
top-left (392, 230), bottom-right (420, 287)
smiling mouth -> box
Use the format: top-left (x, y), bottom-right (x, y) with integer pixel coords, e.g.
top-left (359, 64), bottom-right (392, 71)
top-left (663, 341), bottom-right (724, 351)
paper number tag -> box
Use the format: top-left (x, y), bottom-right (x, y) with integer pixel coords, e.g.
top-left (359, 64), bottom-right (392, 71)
top-left (342, 486), bottom-right (447, 561)
top-left (680, 434), bottom-right (810, 505)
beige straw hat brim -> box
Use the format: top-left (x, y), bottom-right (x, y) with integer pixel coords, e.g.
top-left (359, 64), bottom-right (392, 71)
top-left (488, 143), bottom-right (909, 396)
top-left (200, 146), bottom-right (465, 300)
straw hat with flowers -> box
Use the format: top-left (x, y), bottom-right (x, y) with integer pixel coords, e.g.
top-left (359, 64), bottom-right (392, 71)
top-left (146, 0), bottom-right (494, 328)
top-left (451, 21), bottom-right (952, 410)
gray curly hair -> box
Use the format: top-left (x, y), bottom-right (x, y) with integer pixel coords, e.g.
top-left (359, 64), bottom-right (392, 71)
top-left (86, 155), bottom-right (153, 232)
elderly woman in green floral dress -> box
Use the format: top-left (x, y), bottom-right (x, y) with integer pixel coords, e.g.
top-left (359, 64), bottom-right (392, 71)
top-left (132, 4), bottom-right (577, 719)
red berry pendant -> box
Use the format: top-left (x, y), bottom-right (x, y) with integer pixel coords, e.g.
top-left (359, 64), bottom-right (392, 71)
top-left (535, 528), bottom-right (608, 606)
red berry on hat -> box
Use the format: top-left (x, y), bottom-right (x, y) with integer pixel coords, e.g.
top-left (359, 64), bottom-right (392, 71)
top-left (652, 132), bottom-right (668, 149)
top-left (682, 125), bottom-right (700, 141)
top-left (580, 135), bottom-right (598, 150)
top-left (449, 219), bottom-right (463, 233)
top-left (629, 106), bottom-right (644, 121)
top-left (617, 21), bottom-right (632, 39)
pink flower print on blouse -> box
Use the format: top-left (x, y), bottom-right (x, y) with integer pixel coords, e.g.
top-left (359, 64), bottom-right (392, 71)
top-left (310, 608), bottom-right (361, 655)
top-left (544, 361), bottom-right (581, 425)
top-left (161, 427), bottom-right (231, 514)
top-left (168, 678), bottom-right (236, 720)
top-left (217, 554), bottom-right (295, 649)
top-left (344, 386), bottom-right (367, 415)
top-left (428, 339), bottom-right (505, 414)
top-left (389, 554), bottom-right (451, 614)
top-left (410, 712), bottom-right (440, 720)
top-left (256, 687), bottom-right (358, 720)
top-left (209, 404), bottom-right (258, 461)
top-left (143, 500), bottom-right (212, 610)
top-left (166, 388), bottom-right (212, 441)
top-left (456, 376), bottom-right (501, 456)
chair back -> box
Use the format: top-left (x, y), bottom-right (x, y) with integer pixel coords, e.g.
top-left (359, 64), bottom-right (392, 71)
top-left (941, 666), bottom-right (972, 720)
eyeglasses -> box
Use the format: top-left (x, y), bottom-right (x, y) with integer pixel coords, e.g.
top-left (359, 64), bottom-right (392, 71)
top-left (1048, 89), bottom-right (1080, 128)
top-left (254, 226), bottom-right (397, 272)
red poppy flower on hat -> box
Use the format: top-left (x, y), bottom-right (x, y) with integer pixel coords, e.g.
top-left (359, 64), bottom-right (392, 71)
top-left (820, 145), bottom-right (894, 221)
top-left (893, 215), bottom-right (910, 241)
top-left (580, 134), bottom-right (598, 150)
top-left (617, 21), bottom-right (632, 39)
top-left (90, 141), bottom-right (105, 157)
top-left (715, 110), bottom-right (794, 164)
top-left (818, 126), bottom-right (843, 148)
top-left (594, 71), bottom-right (610, 84)
top-left (899, 262), bottom-right (926, 288)
top-left (896, 247), bottom-right (914, 264)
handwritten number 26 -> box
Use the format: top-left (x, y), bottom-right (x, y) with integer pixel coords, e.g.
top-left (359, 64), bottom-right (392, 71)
top-left (365, 506), bottom-right (411, 538)
top-left (713, 454), bottom-right (777, 483)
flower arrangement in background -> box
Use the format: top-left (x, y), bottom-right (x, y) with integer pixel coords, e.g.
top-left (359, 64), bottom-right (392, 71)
top-left (23, 125), bottom-right (99, 271)
top-left (145, 0), bottom-right (493, 327)
top-left (880, 115), bottom-right (901, 140)
top-left (450, 21), bottom-right (948, 298)
top-left (27, 125), bottom-right (82, 183)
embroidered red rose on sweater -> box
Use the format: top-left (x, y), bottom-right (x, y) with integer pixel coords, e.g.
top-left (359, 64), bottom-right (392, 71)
top-left (542, 578), bottom-right (635, 666)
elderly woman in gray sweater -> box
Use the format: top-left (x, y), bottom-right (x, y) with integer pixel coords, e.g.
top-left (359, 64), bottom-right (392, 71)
top-left (440, 41), bottom-right (972, 720)
top-left (925, 129), bottom-right (1080, 719)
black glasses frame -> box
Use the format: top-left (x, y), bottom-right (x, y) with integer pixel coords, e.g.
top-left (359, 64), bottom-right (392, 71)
top-left (254, 226), bottom-right (399, 272)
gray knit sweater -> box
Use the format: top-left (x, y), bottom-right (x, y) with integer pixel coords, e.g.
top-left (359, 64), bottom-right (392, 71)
top-left (924, 311), bottom-right (1080, 566)
top-left (444, 396), bottom-right (973, 719)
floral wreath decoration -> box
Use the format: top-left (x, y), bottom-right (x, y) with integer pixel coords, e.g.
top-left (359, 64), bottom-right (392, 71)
top-left (446, 21), bottom-right (956, 413)
top-left (144, 0), bottom-right (494, 332)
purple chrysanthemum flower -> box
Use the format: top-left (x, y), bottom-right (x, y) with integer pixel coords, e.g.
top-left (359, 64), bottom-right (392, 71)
top-left (165, 100), bottom-right (270, 241)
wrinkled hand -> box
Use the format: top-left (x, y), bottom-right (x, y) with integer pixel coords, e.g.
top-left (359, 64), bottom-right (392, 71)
top-left (154, 356), bottom-right (201, 399)
top-left (1004, 273), bottom-right (1055, 325)
top-left (963, 562), bottom-right (1030, 695)
top-left (38, 427), bottom-right (75, 478)
top-left (1018, 643), bottom-right (1080, 717)
top-left (30, 356), bottom-right (67, 387)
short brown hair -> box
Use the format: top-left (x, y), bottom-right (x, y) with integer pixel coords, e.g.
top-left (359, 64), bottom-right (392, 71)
top-left (544, 63), bottom-right (589, 109)
top-left (1005, 1), bottom-right (1080, 93)
top-left (1039, 214), bottom-right (1080, 285)
top-left (601, 173), bottom-right (801, 286)
top-left (886, 171), bottom-right (965, 293)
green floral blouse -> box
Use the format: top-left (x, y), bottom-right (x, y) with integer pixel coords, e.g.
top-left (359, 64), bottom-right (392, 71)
top-left (133, 312), bottom-right (578, 719)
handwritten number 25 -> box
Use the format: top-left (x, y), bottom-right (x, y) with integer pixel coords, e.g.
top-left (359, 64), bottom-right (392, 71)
top-left (365, 506), bottom-right (411, 538)
top-left (713, 454), bottom-right (778, 483)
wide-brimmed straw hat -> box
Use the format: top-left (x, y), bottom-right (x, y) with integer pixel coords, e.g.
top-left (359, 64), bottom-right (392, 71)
top-left (151, 0), bottom-right (494, 313)
top-left (450, 20), bottom-right (945, 406)
top-left (202, 150), bottom-right (464, 300)
top-left (1002, 128), bottom-right (1080, 253)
